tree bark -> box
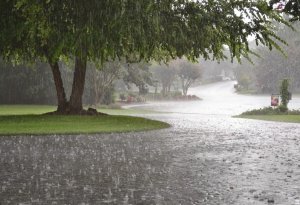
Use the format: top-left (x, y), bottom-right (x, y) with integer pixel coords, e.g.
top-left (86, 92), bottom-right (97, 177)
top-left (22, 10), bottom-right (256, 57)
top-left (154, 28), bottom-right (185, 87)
top-left (49, 61), bottom-right (68, 112)
top-left (69, 56), bottom-right (87, 113)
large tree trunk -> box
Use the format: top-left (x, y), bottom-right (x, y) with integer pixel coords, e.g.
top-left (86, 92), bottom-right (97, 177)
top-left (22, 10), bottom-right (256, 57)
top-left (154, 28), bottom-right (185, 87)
top-left (69, 56), bottom-right (87, 113)
top-left (49, 61), bottom-right (68, 112)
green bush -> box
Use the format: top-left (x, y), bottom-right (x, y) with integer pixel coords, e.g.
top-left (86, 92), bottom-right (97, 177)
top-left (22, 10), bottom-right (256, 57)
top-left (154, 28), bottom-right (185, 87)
top-left (278, 104), bottom-right (288, 113)
top-left (280, 79), bottom-right (290, 110)
top-left (119, 93), bottom-right (126, 101)
top-left (241, 106), bottom-right (300, 115)
top-left (172, 91), bottom-right (183, 97)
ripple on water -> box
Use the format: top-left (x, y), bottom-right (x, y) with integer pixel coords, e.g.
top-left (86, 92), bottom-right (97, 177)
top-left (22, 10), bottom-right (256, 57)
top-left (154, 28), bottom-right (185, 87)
top-left (1, 82), bottom-right (300, 204)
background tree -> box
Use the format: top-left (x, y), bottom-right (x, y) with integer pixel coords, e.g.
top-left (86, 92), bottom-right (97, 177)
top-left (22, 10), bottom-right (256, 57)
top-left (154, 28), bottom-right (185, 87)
top-left (85, 61), bottom-right (123, 105)
top-left (123, 62), bottom-right (153, 95)
top-left (0, 60), bottom-right (56, 104)
top-left (152, 64), bottom-right (177, 96)
top-left (200, 59), bottom-right (236, 83)
top-left (171, 59), bottom-right (202, 96)
top-left (234, 21), bottom-right (300, 93)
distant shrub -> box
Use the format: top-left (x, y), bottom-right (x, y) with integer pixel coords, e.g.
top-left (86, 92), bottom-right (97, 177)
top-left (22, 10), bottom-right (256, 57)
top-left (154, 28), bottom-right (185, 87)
top-left (119, 93), bottom-right (126, 101)
top-left (172, 91), bottom-right (182, 97)
top-left (128, 92), bottom-right (137, 98)
top-left (191, 95), bottom-right (202, 100)
top-left (136, 96), bottom-right (146, 102)
top-left (97, 103), bottom-right (121, 109)
top-left (241, 106), bottom-right (300, 115)
top-left (278, 104), bottom-right (288, 113)
top-left (144, 92), bottom-right (201, 101)
top-left (108, 103), bottom-right (122, 109)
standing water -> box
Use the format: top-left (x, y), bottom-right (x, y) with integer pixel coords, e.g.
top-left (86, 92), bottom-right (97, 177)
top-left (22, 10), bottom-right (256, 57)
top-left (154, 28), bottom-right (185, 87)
top-left (128, 81), bottom-right (300, 115)
top-left (1, 81), bottom-right (300, 204)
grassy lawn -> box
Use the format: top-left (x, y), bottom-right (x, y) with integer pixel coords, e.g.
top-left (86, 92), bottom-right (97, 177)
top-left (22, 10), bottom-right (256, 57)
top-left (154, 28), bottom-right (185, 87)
top-left (0, 105), bottom-right (56, 115)
top-left (0, 105), bottom-right (157, 115)
top-left (0, 105), bottom-right (170, 135)
top-left (237, 115), bottom-right (300, 123)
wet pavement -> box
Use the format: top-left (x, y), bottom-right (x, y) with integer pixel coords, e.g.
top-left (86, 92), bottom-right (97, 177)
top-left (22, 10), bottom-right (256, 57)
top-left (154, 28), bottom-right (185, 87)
top-left (1, 81), bottom-right (300, 204)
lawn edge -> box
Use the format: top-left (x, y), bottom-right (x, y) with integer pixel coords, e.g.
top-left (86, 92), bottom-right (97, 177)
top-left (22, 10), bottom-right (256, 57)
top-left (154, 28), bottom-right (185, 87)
top-left (0, 114), bottom-right (171, 136)
top-left (233, 114), bottom-right (300, 124)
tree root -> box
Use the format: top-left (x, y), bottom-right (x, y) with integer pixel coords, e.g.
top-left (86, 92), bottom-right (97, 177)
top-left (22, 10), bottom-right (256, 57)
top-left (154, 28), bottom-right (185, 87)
top-left (44, 107), bottom-right (108, 116)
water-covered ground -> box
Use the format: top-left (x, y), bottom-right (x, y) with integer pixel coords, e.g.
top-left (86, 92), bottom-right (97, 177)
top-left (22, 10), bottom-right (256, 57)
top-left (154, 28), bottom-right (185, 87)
top-left (1, 81), bottom-right (300, 204)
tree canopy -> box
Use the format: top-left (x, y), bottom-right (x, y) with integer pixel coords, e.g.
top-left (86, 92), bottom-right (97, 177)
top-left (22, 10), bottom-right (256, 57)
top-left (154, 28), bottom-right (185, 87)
top-left (1, 0), bottom-right (286, 61)
top-left (0, 0), bottom-right (289, 114)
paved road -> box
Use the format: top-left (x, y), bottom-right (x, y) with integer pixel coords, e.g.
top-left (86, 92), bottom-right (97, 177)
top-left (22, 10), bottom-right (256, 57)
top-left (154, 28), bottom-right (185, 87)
top-left (1, 81), bottom-right (300, 204)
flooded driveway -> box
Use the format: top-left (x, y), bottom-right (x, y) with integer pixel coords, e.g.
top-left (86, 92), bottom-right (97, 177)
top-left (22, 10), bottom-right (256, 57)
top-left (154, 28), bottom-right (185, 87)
top-left (1, 81), bottom-right (300, 204)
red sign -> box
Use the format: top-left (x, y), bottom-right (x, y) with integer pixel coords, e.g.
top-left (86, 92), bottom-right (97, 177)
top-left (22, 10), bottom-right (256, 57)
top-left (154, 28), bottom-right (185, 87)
top-left (271, 95), bottom-right (279, 106)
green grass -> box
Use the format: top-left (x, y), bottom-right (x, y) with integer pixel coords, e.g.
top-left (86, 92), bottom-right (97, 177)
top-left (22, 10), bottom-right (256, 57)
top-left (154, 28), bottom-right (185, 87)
top-left (0, 105), bottom-right (170, 135)
top-left (236, 115), bottom-right (300, 123)
top-left (0, 105), bottom-right (56, 115)
top-left (0, 105), bottom-right (157, 115)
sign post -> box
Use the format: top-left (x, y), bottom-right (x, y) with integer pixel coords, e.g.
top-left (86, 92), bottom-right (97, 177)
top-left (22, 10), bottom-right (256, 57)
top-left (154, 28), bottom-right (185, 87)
top-left (271, 94), bottom-right (279, 107)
